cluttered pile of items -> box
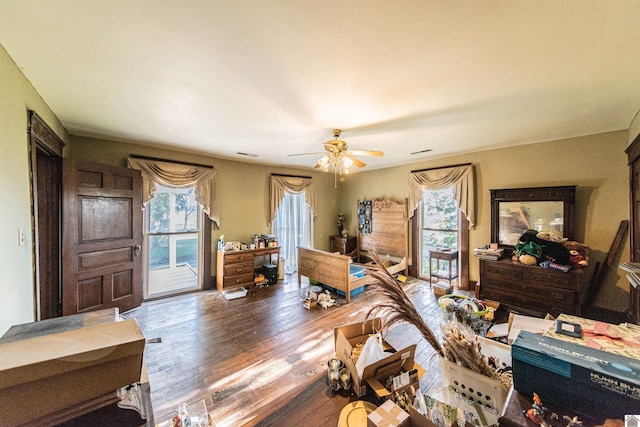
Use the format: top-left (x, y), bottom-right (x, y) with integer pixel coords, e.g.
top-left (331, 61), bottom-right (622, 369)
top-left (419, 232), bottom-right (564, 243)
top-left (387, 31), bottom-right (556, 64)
top-left (324, 251), bottom-right (639, 427)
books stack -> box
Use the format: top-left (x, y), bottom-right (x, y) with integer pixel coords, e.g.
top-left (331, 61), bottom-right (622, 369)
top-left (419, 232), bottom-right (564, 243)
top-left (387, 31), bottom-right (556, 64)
top-left (473, 246), bottom-right (504, 260)
top-left (620, 262), bottom-right (640, 289)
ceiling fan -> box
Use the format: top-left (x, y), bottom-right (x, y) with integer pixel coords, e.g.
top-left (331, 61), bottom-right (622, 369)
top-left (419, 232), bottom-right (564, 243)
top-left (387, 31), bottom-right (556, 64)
top-left (288, 129), bottom-right (384, 186)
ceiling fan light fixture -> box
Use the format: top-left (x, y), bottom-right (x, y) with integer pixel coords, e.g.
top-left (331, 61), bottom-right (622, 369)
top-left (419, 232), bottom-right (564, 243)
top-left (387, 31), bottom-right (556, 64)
top-left (318, 155), bottom-right (330, 170)
top-left (342, 156), bottom-right (354, 169)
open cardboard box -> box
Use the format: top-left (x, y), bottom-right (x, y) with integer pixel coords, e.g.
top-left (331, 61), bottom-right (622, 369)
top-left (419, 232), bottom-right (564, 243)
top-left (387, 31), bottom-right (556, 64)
top-left (365, 354), bottom-right (425, 401)
top-left (334, 318), bottom-right (423, 397)
top-left (0, 318), bottom-right (145, 425)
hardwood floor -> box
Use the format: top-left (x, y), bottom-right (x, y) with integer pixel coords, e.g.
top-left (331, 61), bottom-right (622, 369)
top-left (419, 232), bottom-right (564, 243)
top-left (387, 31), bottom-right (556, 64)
top-left (123, 274), bottom-right (446, 427)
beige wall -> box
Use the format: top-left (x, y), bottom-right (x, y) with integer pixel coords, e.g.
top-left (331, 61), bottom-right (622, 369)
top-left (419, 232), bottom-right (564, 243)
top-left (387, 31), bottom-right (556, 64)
top-left (0, 44), bottom-right (70, 334)
top-left (341, 131), bottom-right (631, 311)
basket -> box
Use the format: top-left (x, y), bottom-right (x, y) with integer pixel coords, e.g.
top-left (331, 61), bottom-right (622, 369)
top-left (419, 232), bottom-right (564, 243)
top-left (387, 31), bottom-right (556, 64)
top-left (440, 336), bottom-right (512, 412)
top-left (438, 294), bottom-right (489, 317)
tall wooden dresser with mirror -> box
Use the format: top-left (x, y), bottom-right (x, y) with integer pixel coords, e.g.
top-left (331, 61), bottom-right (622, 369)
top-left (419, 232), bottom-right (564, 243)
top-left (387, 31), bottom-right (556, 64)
top-left (479, 185), bottom-right (585, 317)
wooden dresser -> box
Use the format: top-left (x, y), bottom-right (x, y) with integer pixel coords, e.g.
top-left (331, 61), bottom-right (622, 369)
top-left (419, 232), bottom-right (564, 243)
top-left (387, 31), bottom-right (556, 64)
top-left (330, 235), bottom-right (357, 258)
top-left (479, 258), bottom-right (585, 317)
top-left (216, 247), bottom-right (280, 292)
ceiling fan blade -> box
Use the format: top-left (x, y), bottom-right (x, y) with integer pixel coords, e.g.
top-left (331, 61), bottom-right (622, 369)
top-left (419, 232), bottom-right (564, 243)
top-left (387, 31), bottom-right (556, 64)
top-left (288, 152), bottom-right (327, 157)
top-left (345, 155), bottom-right (366, 168)
top-left (345, 150), bottom-right (384, 157)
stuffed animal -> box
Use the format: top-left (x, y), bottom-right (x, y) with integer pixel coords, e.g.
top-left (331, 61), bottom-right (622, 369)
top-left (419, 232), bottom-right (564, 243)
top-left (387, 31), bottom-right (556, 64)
top-left (518, 229), bottom-right (571, 265)
top-left (563, 240), bottom-right (590, 268)
top-left (514, 240), bottom-right (543, 265)
top-left (519, 254), bottom-right (538, 265)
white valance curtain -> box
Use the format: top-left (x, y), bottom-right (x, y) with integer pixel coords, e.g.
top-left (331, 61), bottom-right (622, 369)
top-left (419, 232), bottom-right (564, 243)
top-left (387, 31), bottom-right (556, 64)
top-left (269, 175), bottom-right (317, 226)
top-left (127, 157), bottom-right (220, 227)
top-left (408, 164), bottom-right (475, 228)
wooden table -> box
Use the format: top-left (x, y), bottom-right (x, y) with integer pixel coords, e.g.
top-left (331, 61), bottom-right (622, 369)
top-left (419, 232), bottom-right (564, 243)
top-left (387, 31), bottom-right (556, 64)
top-left (429, 249), bottom-right (458, 287)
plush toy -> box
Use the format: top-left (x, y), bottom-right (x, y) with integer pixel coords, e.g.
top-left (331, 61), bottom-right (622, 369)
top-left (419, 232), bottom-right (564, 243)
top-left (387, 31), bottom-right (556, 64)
top-left (563, 240), bottom-right (590, 268)
top-left (514, 240), bottom-right (543, 265)
top-left (519, 254), bottom-right (538, 265)
top-left (518, 229), bottom-right (571, 265)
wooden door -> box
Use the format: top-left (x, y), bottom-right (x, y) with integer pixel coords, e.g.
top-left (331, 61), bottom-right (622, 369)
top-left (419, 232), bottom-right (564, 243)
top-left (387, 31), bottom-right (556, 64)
top-left (62, 159), bottom-right (143, 315)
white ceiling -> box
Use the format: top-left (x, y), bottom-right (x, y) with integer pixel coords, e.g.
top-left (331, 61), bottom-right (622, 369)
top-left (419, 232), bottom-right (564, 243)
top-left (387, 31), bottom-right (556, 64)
top-left (2, 1), bottom-right (640, 172)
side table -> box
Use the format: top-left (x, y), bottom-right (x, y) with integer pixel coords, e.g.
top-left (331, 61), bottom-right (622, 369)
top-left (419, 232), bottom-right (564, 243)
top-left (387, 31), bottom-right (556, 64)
top-left (429, 249), bottom-right (458, 288)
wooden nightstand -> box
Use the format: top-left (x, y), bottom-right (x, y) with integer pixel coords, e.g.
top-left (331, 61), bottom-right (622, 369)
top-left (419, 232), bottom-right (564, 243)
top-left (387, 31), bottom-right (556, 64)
top-left (330, 235), bottom-right (357, 258)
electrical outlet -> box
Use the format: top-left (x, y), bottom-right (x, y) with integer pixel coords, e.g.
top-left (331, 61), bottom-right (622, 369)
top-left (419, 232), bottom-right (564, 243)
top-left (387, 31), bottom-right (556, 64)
top-left (18, 228), bottom-right (25, 246)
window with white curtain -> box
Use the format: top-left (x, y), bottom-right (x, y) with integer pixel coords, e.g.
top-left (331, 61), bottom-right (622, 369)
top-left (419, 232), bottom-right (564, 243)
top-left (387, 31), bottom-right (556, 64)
top-left (272, 191), bottom-right (313, 275)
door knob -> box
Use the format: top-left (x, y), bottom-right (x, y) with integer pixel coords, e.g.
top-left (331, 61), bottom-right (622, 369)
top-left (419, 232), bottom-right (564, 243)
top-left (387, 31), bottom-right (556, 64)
top-left (134, 244), bottom-right (142, 257)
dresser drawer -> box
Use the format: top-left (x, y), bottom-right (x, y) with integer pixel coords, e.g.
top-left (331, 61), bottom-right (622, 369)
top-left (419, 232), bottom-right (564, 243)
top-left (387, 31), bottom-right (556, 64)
top-left (523, 268), bottom-right (576, 290)
top-left (223, 273), bottom-right (254, 288)
top-left (481, 284), bottom-right (575, 316)
top-left (481, 261), bottom-right (523, 281)
top-left (225, 252), bottom-right (254, 264)
top-left (224, 263), bottom-right (254, 276)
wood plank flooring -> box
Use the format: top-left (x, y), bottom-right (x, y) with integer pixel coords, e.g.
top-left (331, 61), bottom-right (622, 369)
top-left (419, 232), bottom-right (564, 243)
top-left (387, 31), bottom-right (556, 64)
top-left (123, 274), bottom-right (446, 427)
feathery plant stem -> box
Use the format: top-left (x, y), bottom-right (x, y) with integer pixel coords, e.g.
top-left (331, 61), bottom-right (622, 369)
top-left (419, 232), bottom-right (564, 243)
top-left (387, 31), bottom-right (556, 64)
top-left (363, 251), bottom-right (444, 358)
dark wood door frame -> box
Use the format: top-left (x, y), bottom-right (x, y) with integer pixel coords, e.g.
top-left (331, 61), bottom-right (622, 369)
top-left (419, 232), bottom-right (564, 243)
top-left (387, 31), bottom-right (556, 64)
top-left (28, 111), bottom-right (65, 320)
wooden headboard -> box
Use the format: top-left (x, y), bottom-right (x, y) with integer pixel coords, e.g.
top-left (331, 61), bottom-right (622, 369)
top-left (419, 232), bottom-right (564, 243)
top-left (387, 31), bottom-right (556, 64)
top-left (357, 198), bottom-right (408, 263)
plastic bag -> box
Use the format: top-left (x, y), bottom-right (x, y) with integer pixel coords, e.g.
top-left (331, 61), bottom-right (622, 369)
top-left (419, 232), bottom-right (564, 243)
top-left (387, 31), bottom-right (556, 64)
top-left (355, 332), bottom-right (386, 379)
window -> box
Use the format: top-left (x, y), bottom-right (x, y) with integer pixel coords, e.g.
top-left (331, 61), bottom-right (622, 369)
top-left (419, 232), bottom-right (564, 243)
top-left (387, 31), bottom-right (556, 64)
top-left (272, 192), bottom-right (313, 274)
top-left (420, 187), bottom-right (459, 279)
top-left (145, 184), bottom-right (201, 297)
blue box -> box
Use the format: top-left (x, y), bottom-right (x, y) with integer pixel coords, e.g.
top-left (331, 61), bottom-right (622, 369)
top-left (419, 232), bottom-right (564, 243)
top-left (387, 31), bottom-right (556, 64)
top-left (512, 331), bottom-right (640, 418)
top-left (350, 264), bottom-right (366, 278)
top-left (322, 284), bottom-right (365, 299)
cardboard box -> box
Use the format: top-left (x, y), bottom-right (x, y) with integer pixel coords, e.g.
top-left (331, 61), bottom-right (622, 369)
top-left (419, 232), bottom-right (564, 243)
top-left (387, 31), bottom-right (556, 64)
top-left (507, 313), bottom-right (554, 345)
top-left (543, 313), bottom-right (640, 359)
top-left (0, 318), bottom-right (145, 425)
top-left (367, 363), bottom-right (425, 401)
top-left (368, 399), bottom-right (410, 427)
top-left (512, 330), bottom-right (640, 419)
top-left (334, 318), bottom-right (419, 397)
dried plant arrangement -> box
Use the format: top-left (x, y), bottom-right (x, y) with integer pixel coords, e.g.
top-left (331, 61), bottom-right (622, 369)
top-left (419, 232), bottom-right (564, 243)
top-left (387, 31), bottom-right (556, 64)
top-left (441, 321), bottom-right (498, 379)
top-left (363, 251), bottom-right (510, 388)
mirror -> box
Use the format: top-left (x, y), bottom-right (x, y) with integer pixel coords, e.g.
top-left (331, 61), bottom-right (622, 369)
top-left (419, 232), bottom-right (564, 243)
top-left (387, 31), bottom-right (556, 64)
top-left (491, 186), bottom-right (576, 248)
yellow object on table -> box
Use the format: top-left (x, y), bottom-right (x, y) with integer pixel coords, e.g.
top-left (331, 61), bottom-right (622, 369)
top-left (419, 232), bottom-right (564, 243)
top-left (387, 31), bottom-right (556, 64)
top-left (337, 401), bottom-right (377, 427)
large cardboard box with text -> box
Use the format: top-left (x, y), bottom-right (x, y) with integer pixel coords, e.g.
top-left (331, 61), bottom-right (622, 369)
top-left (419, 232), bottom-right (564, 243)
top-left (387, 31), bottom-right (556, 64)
top-left (0, 318), bottom-right (146, 425)
top-left (334, 318), bottom-right (422, 397)
top-left (512, 331), bottom-right (640, 418)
